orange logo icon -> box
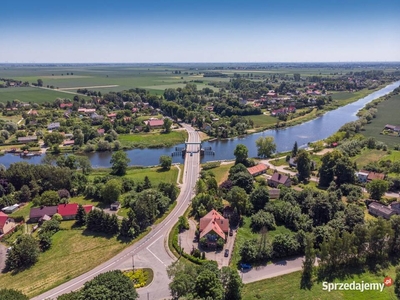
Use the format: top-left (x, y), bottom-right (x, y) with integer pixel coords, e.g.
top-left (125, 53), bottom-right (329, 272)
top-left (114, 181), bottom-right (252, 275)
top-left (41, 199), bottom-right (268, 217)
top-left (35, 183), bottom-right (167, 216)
top-left (384, 277), bottom-right (393, 287)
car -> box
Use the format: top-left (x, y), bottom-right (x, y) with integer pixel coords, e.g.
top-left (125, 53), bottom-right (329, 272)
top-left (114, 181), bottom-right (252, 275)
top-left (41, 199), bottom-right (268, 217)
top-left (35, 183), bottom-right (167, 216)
top-left (240, 263), bottom-right (252, 270)
top-left (190, 152), bottom-right (193, 156)
top-left (224, 249), bottom-right (229, 257)
top-left (229, 229), bottom-right (233, 236)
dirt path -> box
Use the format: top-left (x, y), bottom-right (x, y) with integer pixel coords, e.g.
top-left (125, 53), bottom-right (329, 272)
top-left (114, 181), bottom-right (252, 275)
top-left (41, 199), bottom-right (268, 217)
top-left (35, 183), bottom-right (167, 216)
top-left (0, 243), bottom-right (7, 272)
top-left (59, 85), bottom-right (119, 90)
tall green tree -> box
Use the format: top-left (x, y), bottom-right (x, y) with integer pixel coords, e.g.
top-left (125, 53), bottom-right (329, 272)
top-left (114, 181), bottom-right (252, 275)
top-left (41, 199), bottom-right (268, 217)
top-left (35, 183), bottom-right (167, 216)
top-left (292, 141), bottom-right (298, 157)
top-left (110, 150), bottom-right (130, 175)
top-left (163, 118), bottom-right (173, 133)
top-left (318, 150), bottom-right (342, 187)
top-left (334, 156), bottom-right (355, 185)
top-left (234, 144), bottom-right (248, 165)
top-left (366, 179), bottom-right (389, 200)
top-left (195, 269), bottom-right (224, 300)
top-left (256, 136), bottom-right (276, 158)
top-left (159, 155), bottom-right (172, 170)
top-left (221, 267), bottom-right (243, 300)
top-left (226, 186), bottom-right (250, 216)
top-left (75, 204), bottom-right (87, 226)
top-left (102, 179), bottom-right (122, 204)
top-left (5, 235), bottom-right (40, 271)
top-left (395, 267), bottom-right (400, 299)
top-left (296, 150), bottom-right (311, 181)
top-left (249, 186), bottom-right (270, 212)
top-left (301, 234), bottom-right (315, 289)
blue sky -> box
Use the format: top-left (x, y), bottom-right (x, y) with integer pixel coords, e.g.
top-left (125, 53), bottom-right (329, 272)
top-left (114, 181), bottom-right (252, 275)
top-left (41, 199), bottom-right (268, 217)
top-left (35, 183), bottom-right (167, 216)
top-left (1, 0), bottom-right (399, 63)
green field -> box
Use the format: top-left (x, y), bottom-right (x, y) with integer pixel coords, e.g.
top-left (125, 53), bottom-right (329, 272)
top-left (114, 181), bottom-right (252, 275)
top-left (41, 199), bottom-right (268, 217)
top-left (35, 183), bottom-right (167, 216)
top-left (88, 166), bottom-right (179, 187)
top-left (208, 162), bottom-right (234, 184)
top-left (118, 130), bottom-right (188, 148)
top-left (242, 268), bottom-right (396, 300)
top-left (246, 114), bottom-right (277, 128)
top-left (330, 88), bottom-right (382, 105)
top-left (0, 87), bottom-right (86, 103)
top-left (362, 94), bottom-right (400, 148)
top-left (352, 149), bottom-right (389, 169)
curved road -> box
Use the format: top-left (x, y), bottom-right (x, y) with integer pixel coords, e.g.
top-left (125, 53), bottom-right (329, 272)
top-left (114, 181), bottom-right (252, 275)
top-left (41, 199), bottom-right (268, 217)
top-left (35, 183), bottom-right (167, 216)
top-left (32, 124), bottom-right (201, 300)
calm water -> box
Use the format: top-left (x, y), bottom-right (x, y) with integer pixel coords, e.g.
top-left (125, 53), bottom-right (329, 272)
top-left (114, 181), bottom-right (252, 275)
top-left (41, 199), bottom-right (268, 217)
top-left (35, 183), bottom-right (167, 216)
top-left (1, 81), bottom-right (399, 168)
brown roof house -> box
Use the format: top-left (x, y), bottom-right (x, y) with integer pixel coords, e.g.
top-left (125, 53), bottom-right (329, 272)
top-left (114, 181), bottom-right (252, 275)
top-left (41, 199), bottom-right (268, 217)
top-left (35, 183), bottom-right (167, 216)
top-left (367, 172), bottom-right (385, 182)
top-left (29, 206), bottom-right (58, 223)
top-left (199, 209), bottom-right (229, 248)
top-left (268, 172), bottom-right (291, 187)
top-left (247, 164), bottom-right (269, 177)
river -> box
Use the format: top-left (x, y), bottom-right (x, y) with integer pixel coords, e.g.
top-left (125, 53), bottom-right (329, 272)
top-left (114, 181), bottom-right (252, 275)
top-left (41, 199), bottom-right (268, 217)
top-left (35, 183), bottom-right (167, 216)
top-left (1, 81), bottom-right (399, 168)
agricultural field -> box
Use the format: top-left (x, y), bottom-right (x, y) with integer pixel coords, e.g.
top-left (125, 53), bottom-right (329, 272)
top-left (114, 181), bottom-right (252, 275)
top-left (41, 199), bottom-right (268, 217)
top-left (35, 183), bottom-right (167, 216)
top-left (242, 268), bottom-right (396, 300)
top-left (0, 87), bottom-right (85, 103)
top-left (362, 94), bottom-right (400, 148)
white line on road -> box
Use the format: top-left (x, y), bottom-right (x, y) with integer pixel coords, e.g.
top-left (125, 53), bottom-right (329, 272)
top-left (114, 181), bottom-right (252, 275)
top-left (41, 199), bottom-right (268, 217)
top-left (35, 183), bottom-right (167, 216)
top-left (146, 235), bottom-right (167, 266)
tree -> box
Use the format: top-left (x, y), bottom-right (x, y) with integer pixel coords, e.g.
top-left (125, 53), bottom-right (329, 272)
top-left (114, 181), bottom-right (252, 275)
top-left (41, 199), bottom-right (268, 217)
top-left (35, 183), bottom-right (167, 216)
top-left (256, 136), bottom-right (276, 158)
top-left (296, 150), bottom-right (311, 181)
top-left (234, 144), bottom-right (248, 165)
top-left (334, 156), bottom-right (355, 185)
top-left (102, 179), bottom-right (122, 204)
top-left (19, 185), bottom-right (31, 202)
top-left (37, 79), bottom-right (43, 87)
top-left (43, 132), bottom-right (64, 146)
top-left (319, 150), bottom-right (342, 187)
top-left (110, 150), bottom-right (130, 175)
top-left (5, 235), bottom-right (40, 271)
top-left (292, 141), bottom-right (298, 157)
top-left (395, 267), bottom-right (400, 299)
top-left (249, 186), bottom-right (270, 212)
top-left (221, 267), bottom-right (243, 300)
top-left (163, 118), bottom-right (173, 133)
top-left (230, 171), bottom-right (254, 194)
top-left (143, 176), bottom-right (152, 189)
top-left (366, 179), bottom-right (389, 200)
top-left (34, 190), bottom-right (60, 206)
top-left (75, 204), bottom-right (87, 226)
top-left (195, 269), bottom-right (224, 300)
top-left (79, 270), bottom-right (138, 300)
top-left (0, 289), bottom-right (28, 300)
top-left (301, 234), bottom-right (315, 289)
top-left (159, 155), bottom-right (172, 170)
top-left (76, 156), bottom-right (92, 175)
top-left (73, 129), bottom-right (84, 147)
top-left (226, 186), bottom-right (250, 215)
top-left (250, 211), bottom-right (276, 231)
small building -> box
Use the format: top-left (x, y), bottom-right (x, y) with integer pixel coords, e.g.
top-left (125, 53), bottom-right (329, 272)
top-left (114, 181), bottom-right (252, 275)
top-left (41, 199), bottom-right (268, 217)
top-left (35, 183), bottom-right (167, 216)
top-left (368, 202), bottom-right (395, 219)
top-left (17, 136), bottom-right (38, 143)
top-left (356, 170), bottom-right (369, 183)
top-left (38, 214), bottom-right (52, 225)
top-left (110, 202), bottom-right (121, 211)
top-left (247, 164), bottom-right (269, 177)
top-left (29, 110), bottom-right (38, 116)
top-left (63, 140), bottom-right (75, 146)
top-left (289, 157), bottom-right (297, 168)
top-left (199, 209), bottom-right (229, 247)
top-left (367, 172), bottom-right (385, 182)
top-left (97, 128), bottom-right (105, 136)
top-left (1, 204), bottom-right (20, 214)
top-left (60, 103), bottom-right (73, 109)
top-left (268, 188), bottom-right (281, 199)
top-left (0, 211), bottom-right (16, 235)
top-left (268, 172), bottom-right (291, 187)
top-left (47, 122), bottom-right (60, 130)
top-left (145, 119), bottom-right (164, 128)
top-left (107, 113), bottom-right (117, 118)
top-left (29, 206), bottom-right (58, 223)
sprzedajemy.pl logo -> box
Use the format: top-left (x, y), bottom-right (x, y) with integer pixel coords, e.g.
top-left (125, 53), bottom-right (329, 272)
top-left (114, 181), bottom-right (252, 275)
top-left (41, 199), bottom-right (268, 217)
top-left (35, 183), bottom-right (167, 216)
top-left (322, 277), bottom-right (393, 293)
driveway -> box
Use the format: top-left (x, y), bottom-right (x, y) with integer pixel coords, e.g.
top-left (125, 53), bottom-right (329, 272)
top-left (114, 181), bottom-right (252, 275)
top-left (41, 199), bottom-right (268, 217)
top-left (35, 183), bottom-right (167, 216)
top-left (0, 242), bottom-right (7, 272)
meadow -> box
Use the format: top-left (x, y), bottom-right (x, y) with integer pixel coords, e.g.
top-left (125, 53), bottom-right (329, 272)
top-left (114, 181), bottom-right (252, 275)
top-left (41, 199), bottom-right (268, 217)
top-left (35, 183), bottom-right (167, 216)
top-left (0, 87), bottom-right (87, 103)
top-left (362, 94), bottom-right (400, 148)
top-left (118, 130), bottom-right (188, 148)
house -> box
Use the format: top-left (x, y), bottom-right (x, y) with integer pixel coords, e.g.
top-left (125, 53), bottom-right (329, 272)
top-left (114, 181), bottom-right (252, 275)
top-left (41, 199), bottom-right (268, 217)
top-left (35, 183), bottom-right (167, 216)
top-left (289, 157), bottom-right (297, 168)
top-left (202, 123), bottom-right (212, 131)
top-left (47, 122), bottom-right (60, 130)
top-left (199, 209), bottom-right (229, 247)
top-left (63, 140), bottom-right (75, 146)
top-left (97, 128), bottom-right (105, 136)
top-left (78, 108), bottom-right (96, 114)
top-left (268, 172), bottom-right (291, 187)
top-left (17, 136), bottom-right (38, 143)
top-left (57, 203), bottom-right (93, 220)
top-left (356, 170), bottom-right (370, 183)
top-left (110, 202), bottom-right (120, 211)
top-left (107, 113), bottom-right (117, 118)
top-left (1, 204), bottom-right (20, 214)
top-left (29, 206), bottom-right (58, 223)
top-left (368, 202), bottom-right (395, 219)
top-left (268, 188), bottom-right (281, 199)
top-left (247, 164), bottom-right (269, 177)
top-left (90, 113), bottom-right (104, 121)
top-left (39, 214), bottom-right (52, 225)
top-left (384, 124), bottom-right (400, 132)
top-left (145, 119), bottom-right (164, 128)
top-left (0, 211), bottom-right (16, 235)
top-left (29, 110), bottom-right (38, 116)
top-left (367, 172), bottom-right (385, 182)
top-left (60, 103), bottom-right (73, 109)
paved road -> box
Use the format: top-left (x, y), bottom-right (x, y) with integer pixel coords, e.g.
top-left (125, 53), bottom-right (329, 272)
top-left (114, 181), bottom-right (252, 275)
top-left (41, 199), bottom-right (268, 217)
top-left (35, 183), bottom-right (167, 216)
top-left (32, 124), bottom-right (201, 300)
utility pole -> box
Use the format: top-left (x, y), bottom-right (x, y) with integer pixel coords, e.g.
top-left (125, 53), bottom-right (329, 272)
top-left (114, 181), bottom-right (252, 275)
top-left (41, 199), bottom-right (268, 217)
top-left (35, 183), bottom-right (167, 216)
top-left (179, 236), bottom-right (182, 256)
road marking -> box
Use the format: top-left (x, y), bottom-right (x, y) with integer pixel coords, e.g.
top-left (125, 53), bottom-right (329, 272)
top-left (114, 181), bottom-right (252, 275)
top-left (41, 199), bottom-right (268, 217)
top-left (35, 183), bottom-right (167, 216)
top-left (146, 235), bottom-right (167, 266)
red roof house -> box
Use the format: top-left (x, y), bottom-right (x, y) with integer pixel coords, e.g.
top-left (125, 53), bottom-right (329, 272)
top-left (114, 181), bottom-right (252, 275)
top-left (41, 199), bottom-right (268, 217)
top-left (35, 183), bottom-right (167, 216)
top-left (146, 119), bottom-right (164, 128)
top-left (58, 203), bottom-right (79, 220)
top-left (199, 209), bottom-right (229, 247)
top-left (83, 205), bottom-right (94, 213)
top-left (0, 211), bottom-right (16, 235)
top-left (247, 164), bottom-right (269, 176)
top-left (60, 103), bottom-right (73, 109)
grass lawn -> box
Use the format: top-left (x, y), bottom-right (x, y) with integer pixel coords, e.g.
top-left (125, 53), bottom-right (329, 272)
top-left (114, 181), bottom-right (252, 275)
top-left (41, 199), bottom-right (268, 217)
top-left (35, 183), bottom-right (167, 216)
top-left (230, 216), bottom-right (293, 268)
top-left (330, 88), bottom-right (381, 105)
top-left (352, 148), bottom-right (388, 169)
top-left (88, 166), bottom-right (179, 187)
top-left (9, 202), bottom-right (34, 221)
top-left (0, 221), bottom-right (128, 297)
top-left (118, 130), bottom-right (187, 148)
top-left (208, 162), bottom-right (234, 184)
top-left (242, 268), bottom-right (396, 300)
top-left (246, 114), bottom-right (277, 128)
top-left (382, 150), bottom-right (400, 162)
top-left (362, 94), bottom-right (400, 148)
